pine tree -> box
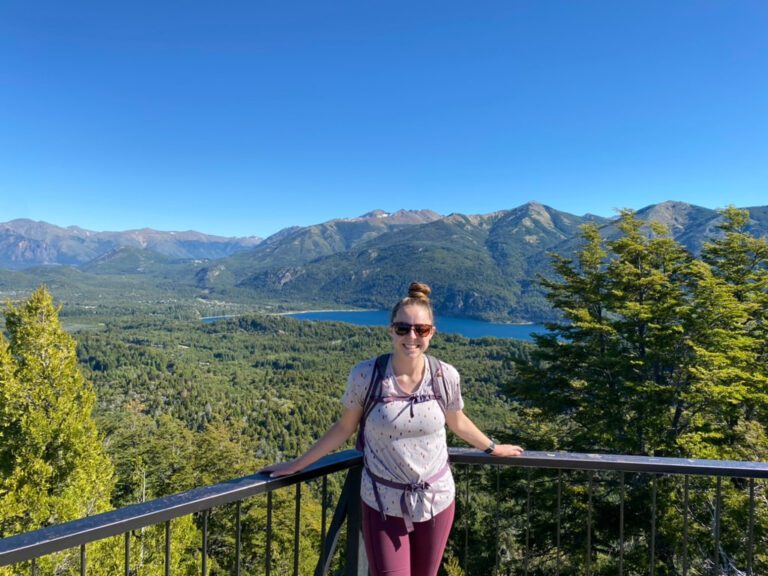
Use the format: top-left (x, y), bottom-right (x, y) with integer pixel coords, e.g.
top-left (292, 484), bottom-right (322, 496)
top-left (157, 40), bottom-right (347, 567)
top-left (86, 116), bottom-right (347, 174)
top-left (511, 209), bottom-right (768, 574)
top-left (516, 213), bottom-right (695, 455)
top-left (604, 211), bottom-right (694, 455)
top-left (695, 207), bottom-right (768, 458)
top-left (0, 287), bottom-right (115, 573)
top-left (0, 337), bottom-right (20, 487)
top-left (515, 221), bottom-right (625, 451)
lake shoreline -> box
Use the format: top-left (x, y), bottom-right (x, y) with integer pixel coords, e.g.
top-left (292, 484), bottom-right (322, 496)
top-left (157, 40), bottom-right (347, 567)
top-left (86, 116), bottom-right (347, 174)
top-left (275, 308), bottom-right (373, 316)
top-left (283, 310), bottom-right (545, 341)
top-left (278, 308), bottom-right (537, 326)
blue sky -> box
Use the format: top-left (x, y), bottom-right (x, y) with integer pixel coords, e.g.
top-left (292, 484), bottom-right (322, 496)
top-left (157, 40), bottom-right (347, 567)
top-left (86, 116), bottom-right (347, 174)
top-left (1, 1), bottom-right (766, 238)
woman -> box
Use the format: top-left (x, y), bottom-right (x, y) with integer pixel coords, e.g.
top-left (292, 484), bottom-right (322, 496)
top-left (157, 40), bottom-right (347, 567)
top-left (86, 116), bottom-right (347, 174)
top-left (260, 282), bottom-right (524, 576)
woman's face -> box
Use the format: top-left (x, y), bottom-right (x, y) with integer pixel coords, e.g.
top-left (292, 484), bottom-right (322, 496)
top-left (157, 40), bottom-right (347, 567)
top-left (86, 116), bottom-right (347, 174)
top-left (389, 304), bottom-right (434, 361)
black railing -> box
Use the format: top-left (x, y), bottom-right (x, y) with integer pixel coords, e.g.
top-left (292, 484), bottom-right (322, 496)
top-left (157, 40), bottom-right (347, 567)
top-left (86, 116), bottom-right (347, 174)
top-left (2, 449), bottom-right (768, 575)
top-left (0, 450), bottom-right (364, 576)
top-left (452, 450), bottom-right (768, 576)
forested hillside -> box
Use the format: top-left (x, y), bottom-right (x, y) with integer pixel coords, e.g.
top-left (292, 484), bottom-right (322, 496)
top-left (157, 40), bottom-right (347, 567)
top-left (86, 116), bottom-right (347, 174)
top-left (77, 313), bottom-right (533, 462)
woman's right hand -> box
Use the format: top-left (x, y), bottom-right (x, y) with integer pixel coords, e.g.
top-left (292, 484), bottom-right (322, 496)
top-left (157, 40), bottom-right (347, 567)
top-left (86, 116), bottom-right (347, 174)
top-left (257, 406), bottom-right (363, 479)
top-left (258, 459), bottom-right (304, 478)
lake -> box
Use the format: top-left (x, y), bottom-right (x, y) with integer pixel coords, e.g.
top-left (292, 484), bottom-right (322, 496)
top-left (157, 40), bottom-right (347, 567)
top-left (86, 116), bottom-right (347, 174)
top-left (285, 310), bottom-right (545, 341)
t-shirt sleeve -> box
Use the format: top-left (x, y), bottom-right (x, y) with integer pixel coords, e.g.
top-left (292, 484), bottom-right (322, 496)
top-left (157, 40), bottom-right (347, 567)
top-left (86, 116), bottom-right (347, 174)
top-left (342, 359), bottom-right (375, 408)
top-left (440, 361), bottom-right (464, 412)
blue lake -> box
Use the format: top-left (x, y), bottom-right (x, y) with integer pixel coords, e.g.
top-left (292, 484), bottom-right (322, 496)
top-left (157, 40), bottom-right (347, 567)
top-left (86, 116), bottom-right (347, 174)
top-left (285, 310), bottom-right (545, 341)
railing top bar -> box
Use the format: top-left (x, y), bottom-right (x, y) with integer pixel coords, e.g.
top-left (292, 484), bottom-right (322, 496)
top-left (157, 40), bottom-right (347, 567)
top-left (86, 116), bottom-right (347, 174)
top-left (4, 447), bottom-right (768, 566)
top-left (0, 450), bottom-right (362, 566)
top-left (449, 448), bottom-right (768, 478)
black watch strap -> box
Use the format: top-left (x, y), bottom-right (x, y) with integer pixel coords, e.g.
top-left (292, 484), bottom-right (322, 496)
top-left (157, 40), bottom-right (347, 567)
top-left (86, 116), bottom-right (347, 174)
top-left (484, 440), bottom-right (496, 454)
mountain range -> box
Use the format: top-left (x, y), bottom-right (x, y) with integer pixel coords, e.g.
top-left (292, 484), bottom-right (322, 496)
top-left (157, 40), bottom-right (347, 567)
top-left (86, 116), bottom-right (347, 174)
top-left (0, 219), bottom-right (262, 269)
top-left (2, 201), bottom-right (766, 322)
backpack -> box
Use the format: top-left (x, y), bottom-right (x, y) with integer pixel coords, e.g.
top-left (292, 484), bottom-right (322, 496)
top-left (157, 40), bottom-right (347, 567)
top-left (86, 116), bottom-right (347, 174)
top-left (354, 353), bottom-right (449, 452)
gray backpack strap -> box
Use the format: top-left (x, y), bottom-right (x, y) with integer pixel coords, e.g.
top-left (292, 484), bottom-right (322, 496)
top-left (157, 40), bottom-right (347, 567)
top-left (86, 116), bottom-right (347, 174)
top-left (355, 353), bottom-right (390, 452)
top-left (426, 354), bottom-right (448, 413)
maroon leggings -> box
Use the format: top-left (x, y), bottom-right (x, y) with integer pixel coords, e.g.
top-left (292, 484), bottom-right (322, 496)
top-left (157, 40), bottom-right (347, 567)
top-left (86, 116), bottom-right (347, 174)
top-left (362, 500), bottom-right (455, 576)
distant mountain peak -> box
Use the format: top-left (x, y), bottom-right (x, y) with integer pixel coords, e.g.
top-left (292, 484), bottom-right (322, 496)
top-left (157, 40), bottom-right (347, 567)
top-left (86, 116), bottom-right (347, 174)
top-left (335, 209), bottom-right (442, 226)
top-left (359, 209), bottom-right (390, 219)
top-left (635, 201), bottom-right (715, 232)
top-left (354, 209), bottom-right (442, 221)
top-left (492, 201), bottom-right (560, 232)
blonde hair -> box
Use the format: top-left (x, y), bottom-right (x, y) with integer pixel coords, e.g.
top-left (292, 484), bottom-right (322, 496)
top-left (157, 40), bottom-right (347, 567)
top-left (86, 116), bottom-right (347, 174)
top-left (389, 282), bottom-right (434, 323)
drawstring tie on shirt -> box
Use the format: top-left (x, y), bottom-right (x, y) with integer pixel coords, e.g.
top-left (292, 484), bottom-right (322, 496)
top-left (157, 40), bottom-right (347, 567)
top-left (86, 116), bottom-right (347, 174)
top-left (404, 394), bottom-right (434, 418)
top-left (365, 462), bottom-right (450, 533)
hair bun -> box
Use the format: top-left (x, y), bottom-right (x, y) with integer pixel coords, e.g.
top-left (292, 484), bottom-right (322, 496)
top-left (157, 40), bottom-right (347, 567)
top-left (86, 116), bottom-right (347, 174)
top-left (407, 282), bottom-right (431, 301)
top-left (390, 281), bottom-right (434, 323)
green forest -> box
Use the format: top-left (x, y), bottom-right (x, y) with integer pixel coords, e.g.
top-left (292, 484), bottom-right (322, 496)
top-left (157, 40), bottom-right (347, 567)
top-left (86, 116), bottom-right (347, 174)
top-left (1, 207), bottom-right (767, 575)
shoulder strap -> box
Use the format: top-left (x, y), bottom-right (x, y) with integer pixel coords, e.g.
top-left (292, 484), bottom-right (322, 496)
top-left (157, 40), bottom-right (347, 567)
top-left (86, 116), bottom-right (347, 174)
top-left (356, 354), bottom-right (448, 451)
top-left (426, 355), bottom-right (448, 413)
top-left (355, 353), bottom-right (390, 452)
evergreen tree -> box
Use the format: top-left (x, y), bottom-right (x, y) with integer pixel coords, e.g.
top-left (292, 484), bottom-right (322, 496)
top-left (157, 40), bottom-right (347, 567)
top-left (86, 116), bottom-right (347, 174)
top-left (515, 221), bottom-right (622, 451)
top-left (700, 206), bottom-right (768, 440)
top-left (0, 287), bottom-right (115, 573)
top-left (512, 209), bottom-right (768, 574)
top-left (516, 212), bottom-right (695, 455)
top-left (605, 211), bottom-right (694, 455)
top-left (0, 337), bottom-right (20, 490)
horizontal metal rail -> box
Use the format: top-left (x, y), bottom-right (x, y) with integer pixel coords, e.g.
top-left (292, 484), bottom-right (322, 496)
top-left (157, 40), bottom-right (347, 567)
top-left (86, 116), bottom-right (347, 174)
top-left (455, 448), bottom-right (768, 478)
top-left (454, 449), bottom-right (768, 576)
top-left (3, 448), bottom-right (768, 569)
top-left (0, 450), bottom-right (362, 567)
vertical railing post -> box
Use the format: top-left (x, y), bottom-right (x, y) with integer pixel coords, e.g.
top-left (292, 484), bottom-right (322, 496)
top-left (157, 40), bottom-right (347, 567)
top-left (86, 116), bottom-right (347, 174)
top-left (315, 466), bottom-right (361, 576)
top-left (586, 474), bottom-right (593, 576)
top-left (201, 509), bottom-right (208, 576)
top-left (524, 468), bottom-right (532, 576)
top-left (464, 466), bottom-right (470, 575)
top-left (124, 532), bottom-right (130, 576)
top-left (235, 502), bottom-right (241, 576)
top-left (165, 520), bottom-right (171, 576)
top-left (343, 466), bottom-right (366, 576)
top-left (683, 476), bottom-right (689, 576)
top-left (320, 475), bottom-right (328, 571)
top-left (494, 465), bottom-right (501, 576)
top-left (556, 470), bottom-right (562, 576)
top-left (619, 471), bottom-right (625, 576)
top-left (651, 475), bottom-right (657, 576)
top-left (266, 491), bottom-right (273, 576)
top-left (748, 478), bottom-right (755, 576)
top-left (712, 477), bottom-right (722, 576)
top-left (294, 484), bottom-right (302, 576)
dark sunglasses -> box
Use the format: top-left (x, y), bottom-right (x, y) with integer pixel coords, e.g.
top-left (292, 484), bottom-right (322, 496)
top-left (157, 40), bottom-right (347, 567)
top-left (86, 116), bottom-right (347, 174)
top-left (391, 322), bottom-right (433, 337)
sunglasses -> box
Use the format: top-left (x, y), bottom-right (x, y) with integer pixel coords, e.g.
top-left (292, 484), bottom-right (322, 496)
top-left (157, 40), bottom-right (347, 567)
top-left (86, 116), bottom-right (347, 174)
top-left (391, 322), bottom-right (433, 337)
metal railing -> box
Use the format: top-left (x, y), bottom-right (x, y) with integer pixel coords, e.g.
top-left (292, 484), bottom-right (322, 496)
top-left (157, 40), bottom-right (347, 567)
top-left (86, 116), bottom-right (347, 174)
top-left (453, 450), bottom-right (768, 576)
top-left (0, 450), bottom-right (364, 576)
top-left (2, 449), bottom-right (768, 575)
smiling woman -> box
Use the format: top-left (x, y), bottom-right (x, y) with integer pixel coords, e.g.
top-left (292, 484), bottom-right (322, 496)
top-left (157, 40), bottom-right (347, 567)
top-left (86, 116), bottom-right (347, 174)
top-left (260, 281), bottom-right (523, 576)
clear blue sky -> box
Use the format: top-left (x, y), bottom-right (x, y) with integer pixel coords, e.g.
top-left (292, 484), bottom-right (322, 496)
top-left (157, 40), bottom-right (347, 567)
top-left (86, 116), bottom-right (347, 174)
top-left (2, 1), bottom-right (766, 238)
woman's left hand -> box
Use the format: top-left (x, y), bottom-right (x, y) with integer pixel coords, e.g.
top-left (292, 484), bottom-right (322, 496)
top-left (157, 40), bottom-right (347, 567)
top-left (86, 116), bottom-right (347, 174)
top-left (491, 443), bottom-right (524, 457)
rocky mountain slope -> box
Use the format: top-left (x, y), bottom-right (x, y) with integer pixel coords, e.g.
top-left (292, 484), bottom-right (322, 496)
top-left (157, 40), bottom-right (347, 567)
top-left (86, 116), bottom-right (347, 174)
top-left (2, 202), bottom-right (767, 322)
top-left (0, 220), bottom-right (262, 269)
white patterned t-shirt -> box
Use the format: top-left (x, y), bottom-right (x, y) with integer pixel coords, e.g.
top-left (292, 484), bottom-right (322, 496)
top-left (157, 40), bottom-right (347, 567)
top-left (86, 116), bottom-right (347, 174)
top-left (342, 355), bottom-right (464, 521)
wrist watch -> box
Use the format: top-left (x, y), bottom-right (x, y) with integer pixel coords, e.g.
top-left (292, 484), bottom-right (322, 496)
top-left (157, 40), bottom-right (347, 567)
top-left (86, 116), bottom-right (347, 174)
top-left (484, 440), bottom-right (496, 454)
